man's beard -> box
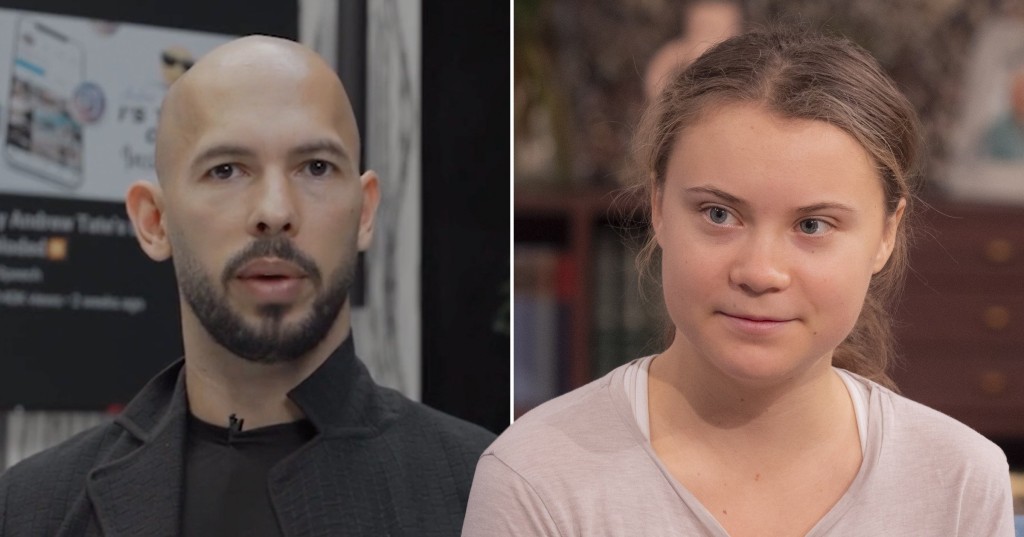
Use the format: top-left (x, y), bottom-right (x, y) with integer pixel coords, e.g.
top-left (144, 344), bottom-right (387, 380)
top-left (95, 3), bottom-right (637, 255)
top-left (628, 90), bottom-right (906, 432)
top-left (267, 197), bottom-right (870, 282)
top-left (175, 236), bottom-right (354, 364)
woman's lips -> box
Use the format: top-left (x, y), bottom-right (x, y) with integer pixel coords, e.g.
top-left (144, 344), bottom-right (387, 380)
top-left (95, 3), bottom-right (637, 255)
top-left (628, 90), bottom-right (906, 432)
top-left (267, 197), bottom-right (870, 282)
top-left (719, 312), bottom-right (794, 335)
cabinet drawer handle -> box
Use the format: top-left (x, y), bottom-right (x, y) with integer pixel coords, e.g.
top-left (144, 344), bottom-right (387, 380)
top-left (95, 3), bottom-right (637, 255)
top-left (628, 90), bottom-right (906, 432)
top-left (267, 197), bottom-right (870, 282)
top-left (983, 305), bottom-right (1011, 330)
top-left (979, 370), bottom-right (1008, 397)
top-left (984, 239), bottom-right (1014, 264)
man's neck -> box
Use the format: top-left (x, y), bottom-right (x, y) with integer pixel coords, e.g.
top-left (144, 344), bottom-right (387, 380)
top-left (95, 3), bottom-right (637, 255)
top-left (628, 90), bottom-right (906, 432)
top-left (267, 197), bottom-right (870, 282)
top-left (181, 309), bottom-right (351, 430)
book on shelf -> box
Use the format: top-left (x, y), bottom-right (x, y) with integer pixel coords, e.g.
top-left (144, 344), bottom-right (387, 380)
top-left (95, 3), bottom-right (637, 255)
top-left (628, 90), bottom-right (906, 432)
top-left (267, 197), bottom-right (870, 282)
top-left (591, 226), bottom-right (662, 377)
top-left (514, 246), bottom-right (572, 413)
top-left (514, 230), bottom-right (663, 415)
top-left (592, 225), bottom-right (624, 377)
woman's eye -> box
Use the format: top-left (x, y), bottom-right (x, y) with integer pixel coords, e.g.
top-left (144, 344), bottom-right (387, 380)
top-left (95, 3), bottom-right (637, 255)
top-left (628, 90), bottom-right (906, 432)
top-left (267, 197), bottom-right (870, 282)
top-left (706, 206), bottom-right (730, 224)
top-left (209, 164), bottom-right (237, 180)
top-left (798, 219), bottom-right (830, 235)
top-left (306, 160), bottom-right (333, 176)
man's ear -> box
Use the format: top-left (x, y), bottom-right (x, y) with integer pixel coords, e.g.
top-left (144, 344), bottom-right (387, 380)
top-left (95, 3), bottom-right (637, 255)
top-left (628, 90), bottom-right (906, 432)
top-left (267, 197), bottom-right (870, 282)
top-left (125, 180), bottom-right (172, 261)
top-left (357, 170), bottom-right (380, 252)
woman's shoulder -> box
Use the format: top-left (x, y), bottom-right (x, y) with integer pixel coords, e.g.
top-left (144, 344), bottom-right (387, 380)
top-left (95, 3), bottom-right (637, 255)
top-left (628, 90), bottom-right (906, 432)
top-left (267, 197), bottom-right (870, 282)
top-left (837, 372), bottom-right (1013, 535)
top-left (464, 361), bottom-right (686, 536)
top-left (487, 362), bottom-right (646, 472)
top-left (852, 372), bottom-right (1008, 471)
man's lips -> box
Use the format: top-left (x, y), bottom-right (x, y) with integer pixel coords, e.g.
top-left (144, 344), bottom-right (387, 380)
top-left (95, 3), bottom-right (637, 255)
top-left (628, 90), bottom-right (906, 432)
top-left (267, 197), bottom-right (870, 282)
top-left (235, 258), bottom-right (307, 280)
top-left (233, 258), bottom-right (308, 303)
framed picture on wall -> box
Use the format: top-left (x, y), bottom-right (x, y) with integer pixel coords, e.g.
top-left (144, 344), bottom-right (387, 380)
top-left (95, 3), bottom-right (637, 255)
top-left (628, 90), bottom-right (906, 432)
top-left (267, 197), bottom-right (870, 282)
top-left (941, 17), bottom-right (1024, 204)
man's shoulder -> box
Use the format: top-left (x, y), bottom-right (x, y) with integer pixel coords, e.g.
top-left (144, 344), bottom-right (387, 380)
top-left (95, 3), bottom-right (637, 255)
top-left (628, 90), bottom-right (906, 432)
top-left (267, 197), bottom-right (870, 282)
top-left (380, 387), bottom-right (496, 458)
top-left (3, 420), bottom-right (122, 482)
top-left (0, 420), bottom-right (125, 529)
top-left (345, 387), bottom-right (497, 516)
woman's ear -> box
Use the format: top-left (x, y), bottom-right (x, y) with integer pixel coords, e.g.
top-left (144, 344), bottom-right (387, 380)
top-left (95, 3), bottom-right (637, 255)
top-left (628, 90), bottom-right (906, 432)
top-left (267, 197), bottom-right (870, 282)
top-left (651, 184), bottom-right (664, 247)
top-left (872, 197), bottom-right (906, 274)
top-left (125, 180), bottom-right (172, 261)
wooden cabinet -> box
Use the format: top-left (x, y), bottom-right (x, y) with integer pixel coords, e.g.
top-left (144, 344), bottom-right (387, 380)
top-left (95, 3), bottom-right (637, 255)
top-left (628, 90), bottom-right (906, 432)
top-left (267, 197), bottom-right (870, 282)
top-left (893, 201), bottom-right (1024, 439)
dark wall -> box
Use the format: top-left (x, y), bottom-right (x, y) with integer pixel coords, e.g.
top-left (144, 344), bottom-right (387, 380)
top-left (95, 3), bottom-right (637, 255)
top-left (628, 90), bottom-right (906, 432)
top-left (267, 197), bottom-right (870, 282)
top-left (0, 0), bottom-right (298, 37)
top-left (421, 4), bottom-right (511, 434)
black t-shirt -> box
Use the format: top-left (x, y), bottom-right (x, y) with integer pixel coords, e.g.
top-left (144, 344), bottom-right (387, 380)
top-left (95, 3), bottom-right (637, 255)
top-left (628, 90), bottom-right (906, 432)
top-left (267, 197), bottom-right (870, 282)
top-left (180, 413), bottom-right (315, 536)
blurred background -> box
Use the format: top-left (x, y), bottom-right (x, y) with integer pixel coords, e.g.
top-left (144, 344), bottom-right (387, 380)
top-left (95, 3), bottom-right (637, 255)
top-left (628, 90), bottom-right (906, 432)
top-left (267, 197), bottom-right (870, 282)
top-left (513, 0), bottom-right (1024, 488)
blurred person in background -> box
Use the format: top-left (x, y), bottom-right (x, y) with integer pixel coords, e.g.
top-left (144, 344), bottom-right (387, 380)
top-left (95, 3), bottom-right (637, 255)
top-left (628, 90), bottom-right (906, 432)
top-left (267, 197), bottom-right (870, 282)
top-left (644, 0), bottom-right (743, 100)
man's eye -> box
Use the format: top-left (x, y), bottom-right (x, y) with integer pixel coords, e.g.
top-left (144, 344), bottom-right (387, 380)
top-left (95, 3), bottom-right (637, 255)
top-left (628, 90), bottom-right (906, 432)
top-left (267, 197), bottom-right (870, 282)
top-left (210, 164), bottom-right (237, 180)
top-left (306, 160), bottom-right (332, 176)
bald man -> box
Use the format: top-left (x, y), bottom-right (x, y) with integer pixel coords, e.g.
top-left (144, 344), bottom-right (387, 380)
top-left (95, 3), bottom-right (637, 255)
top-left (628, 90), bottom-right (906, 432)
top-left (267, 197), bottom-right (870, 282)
top-left (0, 36), bottom-right (494, 536)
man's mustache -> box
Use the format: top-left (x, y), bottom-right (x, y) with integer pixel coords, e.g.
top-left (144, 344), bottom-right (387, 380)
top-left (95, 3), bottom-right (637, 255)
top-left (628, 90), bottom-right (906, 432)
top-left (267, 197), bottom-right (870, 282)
top-left (220, 237), bottom-right (322, 287)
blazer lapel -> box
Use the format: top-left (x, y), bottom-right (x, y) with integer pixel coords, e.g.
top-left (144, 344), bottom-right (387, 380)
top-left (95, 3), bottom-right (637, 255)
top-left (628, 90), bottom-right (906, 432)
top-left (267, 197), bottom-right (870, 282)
top-left (84, 362), bottom-right (189, 537)
top-left (86, 406), bottom-right (187, 537)
top-left (270, 338), bottom-right (404, 536)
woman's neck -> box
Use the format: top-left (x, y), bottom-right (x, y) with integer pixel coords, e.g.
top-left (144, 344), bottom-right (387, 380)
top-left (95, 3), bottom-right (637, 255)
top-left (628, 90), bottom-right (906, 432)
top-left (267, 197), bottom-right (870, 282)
top-left (648, 340), bottom-right (863, 537)
top-left (647, 339), bottom-right (856, 462)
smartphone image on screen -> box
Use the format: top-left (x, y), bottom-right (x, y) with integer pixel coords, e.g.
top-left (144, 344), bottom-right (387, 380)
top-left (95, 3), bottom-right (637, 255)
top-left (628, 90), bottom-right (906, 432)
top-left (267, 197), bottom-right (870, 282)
top-left (4, 18), bottom-right (84, 189)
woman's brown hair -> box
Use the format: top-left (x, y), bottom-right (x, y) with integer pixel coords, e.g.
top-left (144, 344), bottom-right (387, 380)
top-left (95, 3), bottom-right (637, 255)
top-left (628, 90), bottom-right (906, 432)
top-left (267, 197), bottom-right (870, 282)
top-left (634, 27), bottom-right (922, 390)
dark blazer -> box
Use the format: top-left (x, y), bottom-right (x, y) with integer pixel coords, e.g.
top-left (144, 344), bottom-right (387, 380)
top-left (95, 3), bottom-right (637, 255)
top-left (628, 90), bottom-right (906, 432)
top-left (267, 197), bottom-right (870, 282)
top-left (0, 338), bottom-right (495, 536)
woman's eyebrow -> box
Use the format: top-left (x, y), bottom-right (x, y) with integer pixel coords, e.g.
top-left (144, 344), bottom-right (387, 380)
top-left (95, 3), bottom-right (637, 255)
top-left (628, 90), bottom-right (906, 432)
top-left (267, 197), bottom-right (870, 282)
top-left (686, 186), bottom-right (856, 214)
top-left (796, 202), bottom-right (856, 214)
top-left (685, 185), bottom-right (745, 206)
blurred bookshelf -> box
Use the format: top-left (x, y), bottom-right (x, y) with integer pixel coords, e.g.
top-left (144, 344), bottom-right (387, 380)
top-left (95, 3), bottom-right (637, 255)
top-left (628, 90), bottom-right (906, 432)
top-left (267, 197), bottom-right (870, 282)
top-left (514, 188), bottom-right (661, 417)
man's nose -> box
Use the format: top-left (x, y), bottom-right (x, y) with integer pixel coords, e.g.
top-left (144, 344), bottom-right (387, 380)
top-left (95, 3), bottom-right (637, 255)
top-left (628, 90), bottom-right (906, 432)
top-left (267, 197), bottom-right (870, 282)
top-left (247, 173), bottom-right (299, 236)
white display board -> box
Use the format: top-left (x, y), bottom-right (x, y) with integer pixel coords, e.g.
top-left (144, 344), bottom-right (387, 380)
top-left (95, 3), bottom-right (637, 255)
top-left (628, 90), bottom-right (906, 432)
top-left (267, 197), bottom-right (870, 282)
top-left (0, 9), bottom-right (233, 201)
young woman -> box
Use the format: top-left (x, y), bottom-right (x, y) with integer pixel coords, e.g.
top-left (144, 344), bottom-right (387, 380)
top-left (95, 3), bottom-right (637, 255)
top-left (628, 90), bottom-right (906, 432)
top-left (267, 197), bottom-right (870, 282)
top-left (467, 28), bottom-right (1014, 536)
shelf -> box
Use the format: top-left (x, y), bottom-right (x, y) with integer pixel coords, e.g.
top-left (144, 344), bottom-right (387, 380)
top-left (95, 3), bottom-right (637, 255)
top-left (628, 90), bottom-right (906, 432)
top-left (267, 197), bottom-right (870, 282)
top-left (514, 186), bottom-right (649, 397)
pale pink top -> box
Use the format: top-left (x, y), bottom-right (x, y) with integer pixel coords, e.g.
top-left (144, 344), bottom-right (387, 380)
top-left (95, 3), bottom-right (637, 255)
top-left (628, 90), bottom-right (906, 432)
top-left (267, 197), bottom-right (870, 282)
top-left (464, 359), bottom-right (1013, 536)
